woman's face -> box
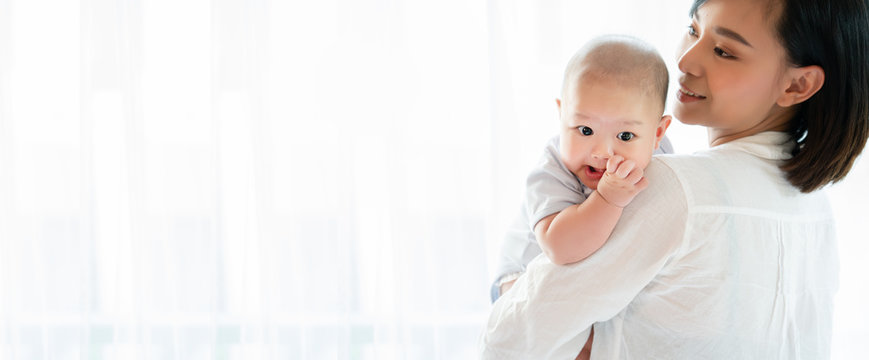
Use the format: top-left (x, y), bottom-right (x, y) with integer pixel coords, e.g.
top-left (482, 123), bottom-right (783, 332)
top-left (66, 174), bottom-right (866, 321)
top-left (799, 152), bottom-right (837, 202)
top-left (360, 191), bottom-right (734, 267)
top-left (674, 0), bottom-right (794, 145)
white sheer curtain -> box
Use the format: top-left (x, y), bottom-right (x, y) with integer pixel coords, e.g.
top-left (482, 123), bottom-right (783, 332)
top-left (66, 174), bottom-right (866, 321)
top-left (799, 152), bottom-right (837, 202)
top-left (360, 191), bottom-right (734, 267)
top-left (0, 0), bottom-right (865, 359)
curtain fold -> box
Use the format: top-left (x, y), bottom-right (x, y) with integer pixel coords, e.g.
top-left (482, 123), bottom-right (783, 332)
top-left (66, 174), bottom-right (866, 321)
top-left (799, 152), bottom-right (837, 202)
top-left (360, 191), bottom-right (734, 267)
top-left (0, 0), bottom-right (866, 359)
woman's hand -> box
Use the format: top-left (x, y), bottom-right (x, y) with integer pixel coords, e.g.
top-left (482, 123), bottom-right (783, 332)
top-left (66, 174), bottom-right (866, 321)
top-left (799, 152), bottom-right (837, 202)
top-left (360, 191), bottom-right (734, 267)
top-left (499, 279), bottom-right (517, 295)
top-left (575, 328), bottom-right (594, 360)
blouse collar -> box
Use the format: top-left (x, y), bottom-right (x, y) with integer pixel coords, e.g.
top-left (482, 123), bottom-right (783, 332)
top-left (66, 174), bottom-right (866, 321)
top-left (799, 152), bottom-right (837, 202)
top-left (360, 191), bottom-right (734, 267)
top-left (715, 131), bottom-right (795, 161)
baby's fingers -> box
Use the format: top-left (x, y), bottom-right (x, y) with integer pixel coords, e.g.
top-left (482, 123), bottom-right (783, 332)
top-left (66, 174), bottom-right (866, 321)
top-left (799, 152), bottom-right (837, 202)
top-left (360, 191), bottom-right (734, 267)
top-left (606, 155), bottom-right (625, 174)
top-left (615, 159), bottom-right (637, 178)
top-left (626, 166), bottom-right (645, 185)
top-left (634, 176), bottom-right (649, 192)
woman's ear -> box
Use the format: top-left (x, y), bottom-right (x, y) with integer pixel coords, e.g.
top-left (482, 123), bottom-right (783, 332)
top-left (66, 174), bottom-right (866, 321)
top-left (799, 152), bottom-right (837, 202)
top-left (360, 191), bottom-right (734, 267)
top-left (777, 65), bottom-right (825, 107)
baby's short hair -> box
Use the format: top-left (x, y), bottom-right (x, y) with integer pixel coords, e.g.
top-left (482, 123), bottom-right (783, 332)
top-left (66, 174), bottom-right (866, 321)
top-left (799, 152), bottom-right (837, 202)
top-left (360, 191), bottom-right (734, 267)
top-left (562, 35), bottom-right (669, 111)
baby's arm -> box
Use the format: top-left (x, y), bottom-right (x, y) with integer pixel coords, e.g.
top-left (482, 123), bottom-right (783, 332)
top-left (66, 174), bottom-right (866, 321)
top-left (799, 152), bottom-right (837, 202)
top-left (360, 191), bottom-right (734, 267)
top-left (535, 155), bottom-right (648, 265)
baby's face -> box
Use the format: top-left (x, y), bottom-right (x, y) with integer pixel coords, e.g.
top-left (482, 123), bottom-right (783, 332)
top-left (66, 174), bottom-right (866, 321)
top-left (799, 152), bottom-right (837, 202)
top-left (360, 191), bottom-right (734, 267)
top-left (558, 78), bottom-right (667, 190)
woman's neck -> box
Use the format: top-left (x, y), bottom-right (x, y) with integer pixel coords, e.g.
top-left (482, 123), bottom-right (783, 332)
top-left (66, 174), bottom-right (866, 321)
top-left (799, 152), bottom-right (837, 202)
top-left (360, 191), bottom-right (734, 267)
top-left (707, 107), bottom-right (794, 146)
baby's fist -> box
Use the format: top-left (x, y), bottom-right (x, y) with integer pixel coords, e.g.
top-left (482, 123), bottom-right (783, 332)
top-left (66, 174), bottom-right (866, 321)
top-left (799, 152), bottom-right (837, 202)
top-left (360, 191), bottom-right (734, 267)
top-left (597, 157), bottom-right (647, 207)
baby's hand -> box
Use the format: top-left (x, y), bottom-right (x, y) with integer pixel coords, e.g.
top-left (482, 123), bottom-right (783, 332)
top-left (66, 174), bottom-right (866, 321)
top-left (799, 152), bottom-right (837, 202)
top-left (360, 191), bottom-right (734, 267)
top-left (596, 155), bottom-right (648, 208)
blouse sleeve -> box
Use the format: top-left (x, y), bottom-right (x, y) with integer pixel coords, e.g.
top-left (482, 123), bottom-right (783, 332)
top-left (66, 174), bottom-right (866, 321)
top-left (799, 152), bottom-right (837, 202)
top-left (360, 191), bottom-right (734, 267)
top-left (480, 157), bottom-right (689, 359)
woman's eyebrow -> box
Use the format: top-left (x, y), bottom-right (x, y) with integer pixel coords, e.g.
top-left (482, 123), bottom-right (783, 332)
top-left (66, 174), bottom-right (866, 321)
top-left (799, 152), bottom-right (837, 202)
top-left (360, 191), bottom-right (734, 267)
top-left (691, 13), bottom-right (754, 48)
top-left (714, 26), bottom-right (753, 48)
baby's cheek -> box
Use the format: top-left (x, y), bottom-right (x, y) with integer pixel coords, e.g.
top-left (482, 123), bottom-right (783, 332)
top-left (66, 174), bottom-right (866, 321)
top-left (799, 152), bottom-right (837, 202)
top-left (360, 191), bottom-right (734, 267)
top-left (557, 137), bottom-right (572, 160)
top-left (635, 156), bottom-right (651, 170)
top-left (633, 144), bottom-right (656, 169)
top-left (560, 153), bottom-right (583, 173)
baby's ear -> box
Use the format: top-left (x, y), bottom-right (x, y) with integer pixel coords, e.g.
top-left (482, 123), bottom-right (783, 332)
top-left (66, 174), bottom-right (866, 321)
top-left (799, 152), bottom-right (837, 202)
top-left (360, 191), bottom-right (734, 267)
top-left (555, 98), bottom-right (564, 122)
top-left (654, 115), bottom-right (672, 148)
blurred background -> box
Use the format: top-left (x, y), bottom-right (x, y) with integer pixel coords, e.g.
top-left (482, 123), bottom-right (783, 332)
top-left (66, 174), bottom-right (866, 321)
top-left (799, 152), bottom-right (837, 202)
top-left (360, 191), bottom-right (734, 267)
top-left (0, 0), bottom-right (865, 358)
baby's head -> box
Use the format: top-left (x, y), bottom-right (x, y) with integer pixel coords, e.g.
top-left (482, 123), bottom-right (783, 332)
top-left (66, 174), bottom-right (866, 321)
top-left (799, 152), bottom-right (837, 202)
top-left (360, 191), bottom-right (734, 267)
top-left (557, 35), bottom-right (671, 190)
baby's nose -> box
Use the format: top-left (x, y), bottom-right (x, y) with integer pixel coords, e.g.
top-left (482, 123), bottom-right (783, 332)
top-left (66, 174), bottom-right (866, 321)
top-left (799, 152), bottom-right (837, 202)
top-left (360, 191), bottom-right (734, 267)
top-left (591, 142), bottom-right (614, 159)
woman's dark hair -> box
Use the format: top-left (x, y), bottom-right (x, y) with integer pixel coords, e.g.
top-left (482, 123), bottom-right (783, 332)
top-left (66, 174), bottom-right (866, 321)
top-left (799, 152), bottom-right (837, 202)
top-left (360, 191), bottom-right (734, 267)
top-left (690, 0), bottom-right (869, 193)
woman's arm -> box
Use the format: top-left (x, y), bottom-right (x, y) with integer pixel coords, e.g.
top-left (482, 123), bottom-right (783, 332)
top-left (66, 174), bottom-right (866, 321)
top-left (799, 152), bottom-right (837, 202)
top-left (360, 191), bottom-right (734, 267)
top-left (481, 158), bottom-right (688, 359)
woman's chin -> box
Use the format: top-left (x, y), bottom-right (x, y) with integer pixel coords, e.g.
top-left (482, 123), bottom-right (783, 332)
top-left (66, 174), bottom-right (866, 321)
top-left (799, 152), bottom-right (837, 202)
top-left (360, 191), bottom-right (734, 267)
top-left (673, 108), bottom-right (707, 126)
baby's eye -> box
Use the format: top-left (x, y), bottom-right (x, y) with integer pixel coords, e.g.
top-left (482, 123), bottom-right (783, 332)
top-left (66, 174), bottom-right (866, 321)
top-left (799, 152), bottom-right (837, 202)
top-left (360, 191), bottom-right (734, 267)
top-left (578, 126), bottom-right (593, 136)
top-left (617, 132), bottom-right (635, 141)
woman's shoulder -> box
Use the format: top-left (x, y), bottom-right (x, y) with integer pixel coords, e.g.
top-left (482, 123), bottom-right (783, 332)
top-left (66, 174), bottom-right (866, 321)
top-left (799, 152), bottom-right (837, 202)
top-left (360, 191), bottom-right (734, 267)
top-left (647, 150), bottom-right (828, 213)
top-left (645, 153), bottom-right (712, 187)
top-left (646, 151), bottom-right (754, 205)
top-left (651, 149), bottom-right (728, 170)
top-left (627, 156), bottom-right (692, 211)
top-left (643, 150), bottom-right (752, 210)
top-left (650, 148), bottom-right (760, 185)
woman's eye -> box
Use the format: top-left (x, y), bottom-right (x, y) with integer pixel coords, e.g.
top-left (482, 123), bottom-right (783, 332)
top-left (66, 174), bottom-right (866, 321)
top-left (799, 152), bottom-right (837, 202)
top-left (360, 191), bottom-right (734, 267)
top-left (578, 126), bottom-right (593, 136)
top-left (714, 47), bottom-right (734, 58)
top-left (687, 25), bottom-right (698, 37)
top-left (618, 132), bottom-right (635, 141)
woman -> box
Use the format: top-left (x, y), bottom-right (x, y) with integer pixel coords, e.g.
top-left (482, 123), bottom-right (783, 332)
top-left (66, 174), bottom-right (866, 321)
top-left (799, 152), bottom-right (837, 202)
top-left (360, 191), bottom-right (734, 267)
top-left (481, 0), bottom-right (869, 358)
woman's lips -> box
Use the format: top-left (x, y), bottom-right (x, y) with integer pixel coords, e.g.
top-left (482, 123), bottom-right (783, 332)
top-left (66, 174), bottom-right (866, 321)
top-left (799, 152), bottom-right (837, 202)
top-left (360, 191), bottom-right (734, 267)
top-left (677, 86), bottom-right (706, 103)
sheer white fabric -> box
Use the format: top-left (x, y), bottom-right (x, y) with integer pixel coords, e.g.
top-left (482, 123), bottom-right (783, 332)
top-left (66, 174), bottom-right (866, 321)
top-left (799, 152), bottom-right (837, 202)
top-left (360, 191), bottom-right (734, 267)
top-left (482, 132), bottom-right (837, 359)
top-left (1, 0), bottom-right (491, 358)
top-left (0, 0), bottom-right (865, 359)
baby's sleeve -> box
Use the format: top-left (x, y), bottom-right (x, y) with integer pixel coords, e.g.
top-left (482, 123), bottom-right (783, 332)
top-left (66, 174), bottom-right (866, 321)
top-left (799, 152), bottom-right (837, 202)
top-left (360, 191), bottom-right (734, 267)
top-left (525, 136), bottom-right (589, 230)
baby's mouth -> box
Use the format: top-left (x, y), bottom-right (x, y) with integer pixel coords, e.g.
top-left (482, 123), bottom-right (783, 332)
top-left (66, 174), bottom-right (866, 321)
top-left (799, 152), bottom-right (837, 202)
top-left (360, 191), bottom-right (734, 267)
top-left (585, 165), bottom-right (605, 179)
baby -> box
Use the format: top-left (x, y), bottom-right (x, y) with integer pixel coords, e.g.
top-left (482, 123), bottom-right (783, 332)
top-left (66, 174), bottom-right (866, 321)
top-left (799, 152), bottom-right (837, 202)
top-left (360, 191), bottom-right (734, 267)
top-left (492, 35), bottom-right (673, 298)
top-left (491, 34), bottom-right (673, 359)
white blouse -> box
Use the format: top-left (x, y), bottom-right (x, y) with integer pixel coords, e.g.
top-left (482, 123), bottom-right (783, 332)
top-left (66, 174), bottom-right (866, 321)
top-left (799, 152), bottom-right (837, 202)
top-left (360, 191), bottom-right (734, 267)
top-left (480, 132), bottom-right (837, 359)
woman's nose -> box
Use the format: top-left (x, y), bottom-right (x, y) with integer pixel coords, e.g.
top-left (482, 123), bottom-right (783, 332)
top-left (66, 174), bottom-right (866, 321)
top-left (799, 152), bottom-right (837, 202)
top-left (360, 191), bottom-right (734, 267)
top-left (677, 40), bottom-right (703, 77)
